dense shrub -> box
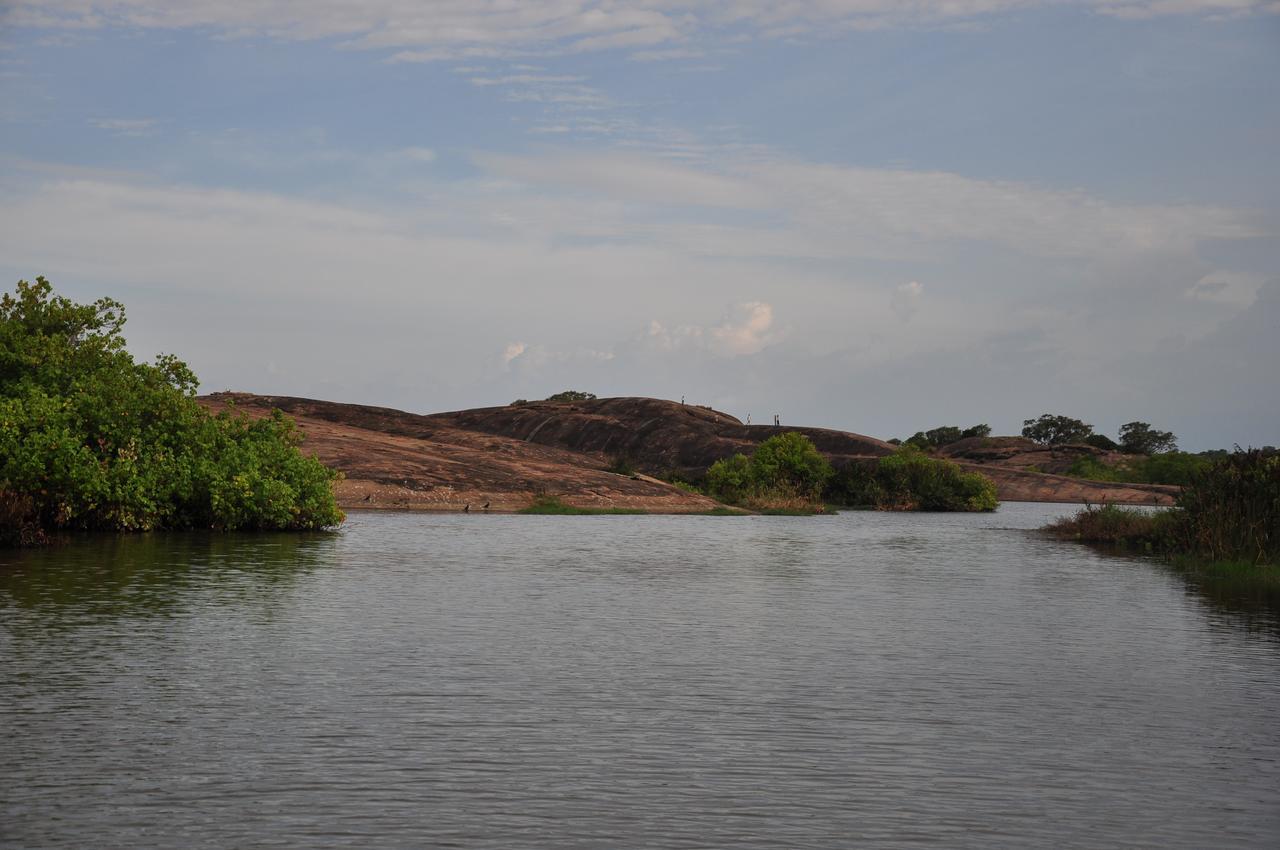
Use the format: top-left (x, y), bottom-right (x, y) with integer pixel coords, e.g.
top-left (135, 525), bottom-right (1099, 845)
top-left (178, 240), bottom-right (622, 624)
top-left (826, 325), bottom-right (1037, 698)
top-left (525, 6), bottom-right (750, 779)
top-left (545, 390), bottom-right (596, 402)
top-left (1049, 450), bottom-right (1278, 565)
top-left (1176, 449), bottom-right (1278, 565)
top-left (704, 432), bottom-right (833, 510)
top-left (0, 278), bottom-right (344, 546)
top-left (828, 448), bottom-right (998, 512)
top-left (1067, 452), bottom-right (1211, 487)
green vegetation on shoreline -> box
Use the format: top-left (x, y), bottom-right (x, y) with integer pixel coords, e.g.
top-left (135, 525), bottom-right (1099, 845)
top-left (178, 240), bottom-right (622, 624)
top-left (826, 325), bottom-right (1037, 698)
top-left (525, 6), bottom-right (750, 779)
top-left (518, 496), bottom-right (746, 516)
top-left (704, 432), bottom-right (834, 513)
top-left (1, 279), bottom-right (344, 547)
top-left (827, 449), bottom-right (998, 512)
top-left (1045, 449), bottom-right (1279, 587)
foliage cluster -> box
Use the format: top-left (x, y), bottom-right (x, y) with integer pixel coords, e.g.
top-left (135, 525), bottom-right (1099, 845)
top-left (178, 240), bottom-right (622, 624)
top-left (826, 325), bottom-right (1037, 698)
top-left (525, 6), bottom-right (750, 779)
top-left (1022, 414), bottom-right (1182, 456)
top-left (1066, 452), bottom-right (1212, 487)
top-left (1048, 449), bottom-right (1279, 565)
top-left (828, 448), bottom-right (998, 512)
top-left (1021, 414), bottom-right (1094, 446)
top-left (545, 390), bottom-right (596, 402)
top-left (704, 432), bottom-right (833, 511)
top-left (902, 424), bottom-right (991, 450)
top-left (1118, 421), bottom-right (1177, 454)
top-left (1, 278), bottom-right (344, 546)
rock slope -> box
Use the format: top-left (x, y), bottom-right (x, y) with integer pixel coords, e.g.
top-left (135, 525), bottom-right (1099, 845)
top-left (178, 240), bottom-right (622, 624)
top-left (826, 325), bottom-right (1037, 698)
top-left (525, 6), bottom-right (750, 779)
top-left (201, 393), bottom-right (1179, 509)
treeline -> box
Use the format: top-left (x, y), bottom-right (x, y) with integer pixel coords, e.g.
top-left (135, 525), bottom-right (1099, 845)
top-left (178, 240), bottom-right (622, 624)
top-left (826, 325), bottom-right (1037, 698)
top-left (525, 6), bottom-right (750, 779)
top-left (698, 432), bottom-right (997, 513)
top-left (1, 279), bottom-right (344, 547)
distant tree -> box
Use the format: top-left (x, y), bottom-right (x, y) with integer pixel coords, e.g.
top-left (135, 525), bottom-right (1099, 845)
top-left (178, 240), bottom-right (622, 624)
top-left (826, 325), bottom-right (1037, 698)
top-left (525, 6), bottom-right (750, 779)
top-left (1022, 414), bottom-right (1093, 446)
top-left (1118, 421), bottom-right (1178, 455)
top-left (903, 424), bottom-right (990, 450)
top-left (545, 390), bottom-right (596, 402)
top-left (1084, 433), bottom-right (1121, 452)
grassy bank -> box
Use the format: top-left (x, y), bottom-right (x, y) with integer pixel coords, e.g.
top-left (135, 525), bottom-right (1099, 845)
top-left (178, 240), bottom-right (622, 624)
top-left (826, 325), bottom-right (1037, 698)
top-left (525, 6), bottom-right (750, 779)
top-left (1045, 449), bottom-right (1278, 591)
top-left (519, 496), bottom-right (646, 515)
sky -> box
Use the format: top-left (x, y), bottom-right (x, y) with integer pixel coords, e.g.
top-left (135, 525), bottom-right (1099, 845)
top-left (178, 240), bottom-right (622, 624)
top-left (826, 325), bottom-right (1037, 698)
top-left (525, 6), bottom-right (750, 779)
top-left (1, 1), bottom-right (1277, 450)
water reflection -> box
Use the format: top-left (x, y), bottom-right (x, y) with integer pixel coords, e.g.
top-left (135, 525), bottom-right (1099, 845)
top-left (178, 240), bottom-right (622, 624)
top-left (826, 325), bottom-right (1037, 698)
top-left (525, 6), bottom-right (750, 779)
top-left (1067, 542), bottom-right (1280, 636)
top-left (0, 530), bottom-right (338, 632)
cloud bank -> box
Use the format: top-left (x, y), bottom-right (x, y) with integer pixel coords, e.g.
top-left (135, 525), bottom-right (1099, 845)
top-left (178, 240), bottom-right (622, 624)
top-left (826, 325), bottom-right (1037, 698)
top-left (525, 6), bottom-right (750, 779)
top-left (7, 1), bottom-right (1276, 60)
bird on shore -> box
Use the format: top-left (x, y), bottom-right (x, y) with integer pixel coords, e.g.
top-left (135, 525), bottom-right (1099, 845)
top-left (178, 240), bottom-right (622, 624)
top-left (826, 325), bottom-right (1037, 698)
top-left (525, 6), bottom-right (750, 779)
top-left (463, 503), bottom-right (470, 513)
top-left (482, 501), bottom-right (491, 511)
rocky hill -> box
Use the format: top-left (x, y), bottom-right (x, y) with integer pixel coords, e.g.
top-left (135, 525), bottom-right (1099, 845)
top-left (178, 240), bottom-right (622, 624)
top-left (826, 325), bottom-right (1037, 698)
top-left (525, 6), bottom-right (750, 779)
top-left (199, 394), bottom-right (723, 513)
top-left (200, 393), bottom-right (1178, 510)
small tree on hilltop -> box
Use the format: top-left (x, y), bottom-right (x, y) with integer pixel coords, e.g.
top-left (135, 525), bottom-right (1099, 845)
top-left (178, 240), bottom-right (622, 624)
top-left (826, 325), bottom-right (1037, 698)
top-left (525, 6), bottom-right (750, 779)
top-left (1118, 421), bottom-right (1177, 455)
top-left (903, 424), bottom-right (990, 450)
top-left (1022, 414), bottom-right (1093, 446)
top-left (545, 390), bottom-right (596, 402)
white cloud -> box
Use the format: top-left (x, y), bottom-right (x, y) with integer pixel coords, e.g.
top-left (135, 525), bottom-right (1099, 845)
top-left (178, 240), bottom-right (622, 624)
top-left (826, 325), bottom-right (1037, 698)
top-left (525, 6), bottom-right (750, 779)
top-left (477, 150), bottom-right (1264, 261)
top-left (502, 341), bottom-right (528, 365)
top-left (7, 2), bottom-right (1274, 60)
top-left (89, 117), bottom-right (158, 136)
top-left (891, 280), bottom-right (924, 322)
top-left (1185, 270), bottom-right (1265, 305)
top-left (709, 301), bottom-right (776, 355)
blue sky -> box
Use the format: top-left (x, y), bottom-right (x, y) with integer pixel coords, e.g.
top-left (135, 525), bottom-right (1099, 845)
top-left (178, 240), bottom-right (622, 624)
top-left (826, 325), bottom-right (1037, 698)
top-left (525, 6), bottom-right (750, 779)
top-left (2, 1), bottom-right (1277, 448)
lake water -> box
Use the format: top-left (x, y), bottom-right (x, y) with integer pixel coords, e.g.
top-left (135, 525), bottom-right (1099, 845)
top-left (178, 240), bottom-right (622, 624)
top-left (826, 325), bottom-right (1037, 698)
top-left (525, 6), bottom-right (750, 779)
top-left (2, 503), bottom-right (1278, 849)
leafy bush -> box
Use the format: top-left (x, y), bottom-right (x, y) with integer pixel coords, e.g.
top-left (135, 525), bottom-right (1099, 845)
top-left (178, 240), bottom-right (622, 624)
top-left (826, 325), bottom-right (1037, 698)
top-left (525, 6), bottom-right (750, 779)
top-left (0, 278), bottom-right (343, 546)
top-left (828, 448), bottom-right (998, 511)
top-left (1049, 450), bottom-right (1278, 565)
top-left (704, 432), bottom-right (833, 510)
top-left (1067, 452), bottom-right (1210, 486)
top-left (545, 390), bottom-right (596, 402)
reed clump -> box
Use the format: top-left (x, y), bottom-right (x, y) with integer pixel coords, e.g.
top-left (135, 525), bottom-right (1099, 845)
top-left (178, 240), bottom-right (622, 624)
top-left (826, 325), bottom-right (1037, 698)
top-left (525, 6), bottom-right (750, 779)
top-left (1047, 449), bottom-right (1278, 566)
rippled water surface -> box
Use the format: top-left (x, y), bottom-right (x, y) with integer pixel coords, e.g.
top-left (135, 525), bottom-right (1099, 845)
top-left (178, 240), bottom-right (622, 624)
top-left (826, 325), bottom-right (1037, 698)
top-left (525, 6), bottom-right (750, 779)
top-left (3, 504), bottom-right (1279, 848)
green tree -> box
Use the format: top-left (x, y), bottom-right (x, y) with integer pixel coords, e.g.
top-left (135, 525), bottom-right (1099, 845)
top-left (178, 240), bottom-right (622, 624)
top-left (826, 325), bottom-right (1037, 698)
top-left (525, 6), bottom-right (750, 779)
top-left (903, 424), bottom-right (991, 450)
top-left (1, 278), bottom-right (343, 546)
top-left (1118, 421), bottom-right (1177, 455)
top-left (1021, 414), bottom-right (1093, 446)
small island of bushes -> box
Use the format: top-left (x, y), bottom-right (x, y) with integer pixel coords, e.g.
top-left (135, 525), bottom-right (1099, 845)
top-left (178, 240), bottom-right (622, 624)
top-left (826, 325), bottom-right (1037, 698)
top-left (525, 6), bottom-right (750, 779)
top-left (700, 432), bottom-right (998, 513)
top-left (1, 278), bottom-right (344, 547)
